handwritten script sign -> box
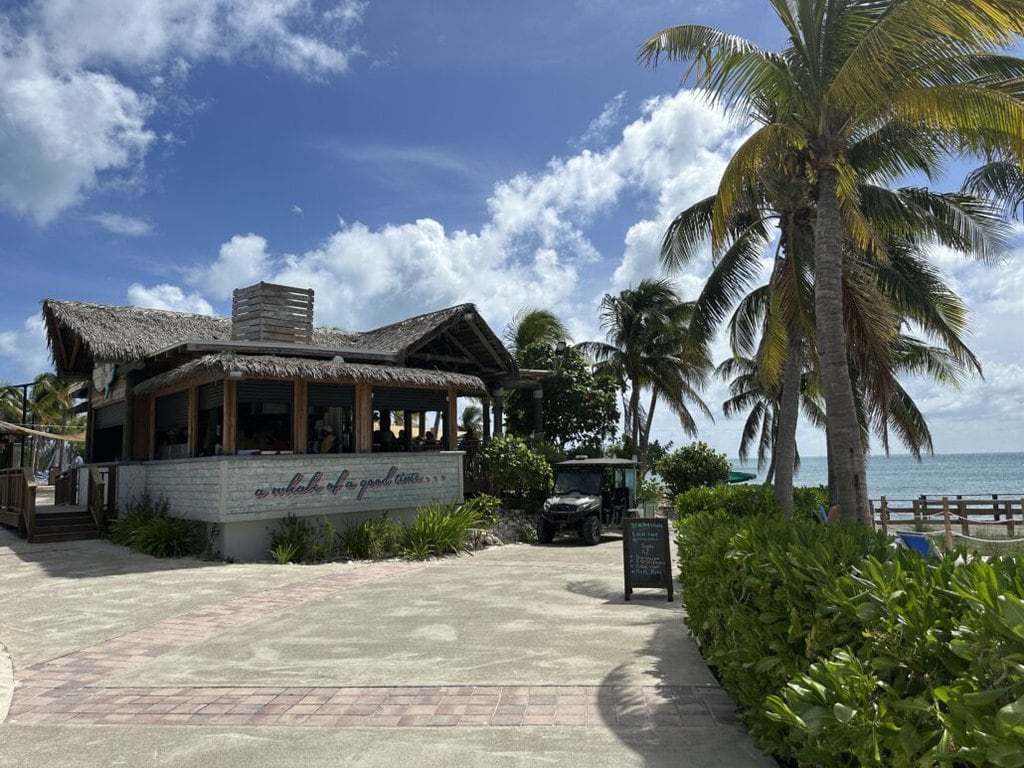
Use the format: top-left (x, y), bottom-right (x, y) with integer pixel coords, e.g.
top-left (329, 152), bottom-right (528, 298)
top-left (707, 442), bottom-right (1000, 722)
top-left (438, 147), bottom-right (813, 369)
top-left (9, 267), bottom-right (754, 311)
top-left (622, 517), bottom-right (673, 602)
top-left (253, 465), bottom-right (444, 502)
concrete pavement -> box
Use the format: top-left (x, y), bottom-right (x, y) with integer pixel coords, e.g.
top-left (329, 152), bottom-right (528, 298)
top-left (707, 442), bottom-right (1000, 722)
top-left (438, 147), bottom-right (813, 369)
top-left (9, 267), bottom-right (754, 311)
top-left (0, 526), bottom-right (775, 767)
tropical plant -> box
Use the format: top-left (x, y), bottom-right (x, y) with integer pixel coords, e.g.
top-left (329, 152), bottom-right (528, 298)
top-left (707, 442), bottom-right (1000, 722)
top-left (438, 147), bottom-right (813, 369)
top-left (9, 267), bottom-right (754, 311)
top-left (397, 498), bottom-right (496, 560)
top-left (642, 0), bottom-right (1024, 521)
top-left (268, 513), bottom-right (314, 563)
top-left (504, 344), bottom-right (619, 451)
top-left (107, 493), bottom-right (205, 558)
top-left (337, 514), bottom-right (400, 560)
top-left (480, 434), bottom-right (553, 504)
top-left (503, 308), bottom-right (572, 357)
top-left (459, 403), bottom-right (482, 435)
top-left (655, 441), bottom-right (730, 496)
top-left (579, 278), bottom-right (712, 470)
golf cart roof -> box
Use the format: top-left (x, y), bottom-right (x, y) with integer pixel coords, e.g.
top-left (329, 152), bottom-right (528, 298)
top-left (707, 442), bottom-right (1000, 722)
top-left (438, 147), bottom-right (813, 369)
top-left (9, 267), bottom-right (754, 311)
top-left (555, 458), bottom-right (638, 468)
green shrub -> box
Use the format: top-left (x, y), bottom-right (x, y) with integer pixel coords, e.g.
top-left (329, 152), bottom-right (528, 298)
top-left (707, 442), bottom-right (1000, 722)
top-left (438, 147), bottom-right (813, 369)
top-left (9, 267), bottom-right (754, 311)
top-left (674, 483), bottom-right (778, 518)
top-left (268, 514), bottom-right (314, 563)
top-left (673, 483), bottom-right (828, 520)
top-left (656, 441), bottom-right (729, 496)
top-left (337, 514), bottom-right (400, 560)
top-left (398, 498), bottom-right (497, 561)
top-left (132, 515), bottom-right (206, 558)
top-left (480, 435), bottom-right (552, 505)
top-left (676, 512), bottom-right (1024, 766)
top-left (107, 494), bottom-right (205, 558)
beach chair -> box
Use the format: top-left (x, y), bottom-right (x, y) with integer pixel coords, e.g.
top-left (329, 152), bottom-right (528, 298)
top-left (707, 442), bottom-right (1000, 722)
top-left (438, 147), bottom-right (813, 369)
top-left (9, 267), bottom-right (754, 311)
top-left (895, 530), bottom-right (933, 556)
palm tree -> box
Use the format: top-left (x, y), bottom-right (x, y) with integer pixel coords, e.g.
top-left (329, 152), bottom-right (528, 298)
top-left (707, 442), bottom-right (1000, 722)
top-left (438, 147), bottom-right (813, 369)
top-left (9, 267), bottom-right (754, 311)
top-left (642, 0), bottom-right (1024, 520)
top-left (964, 160), bottom-right (1024, 220)
top-left (503, 308), bottom-right (572, 359)
top-left (459, 404), bottom-right (482, 435)
top-left (579, 278), bottom-right (712, 469)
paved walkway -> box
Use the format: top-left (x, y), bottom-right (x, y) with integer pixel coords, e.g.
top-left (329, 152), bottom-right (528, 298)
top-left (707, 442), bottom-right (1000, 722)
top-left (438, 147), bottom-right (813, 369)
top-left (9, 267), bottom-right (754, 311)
top-left (0, 528), bottom-right (774, 767)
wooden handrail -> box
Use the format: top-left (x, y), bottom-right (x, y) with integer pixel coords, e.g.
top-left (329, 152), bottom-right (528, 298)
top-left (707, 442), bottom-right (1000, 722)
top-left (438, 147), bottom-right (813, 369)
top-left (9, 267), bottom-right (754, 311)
top-left (87, 467), bottom-right (106, 533)
top-left (0, 467), bottom-right (37, 539)
top-left (54, 466), bottom-right (79, 505)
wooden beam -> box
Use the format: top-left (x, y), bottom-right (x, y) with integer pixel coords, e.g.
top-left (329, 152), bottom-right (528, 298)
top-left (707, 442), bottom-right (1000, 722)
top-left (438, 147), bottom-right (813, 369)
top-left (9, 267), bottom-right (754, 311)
top-left (147, 396), bottom-right (156, 461)
top-left (187, 386), bottom-right (199, 458)
top-left (294, 379), bottom-right (308, 453)
top-left (67, 336), bottom-right (81, 372)
top-left (447, 385), bottom-right (458, 450)
top-left (464, 318), bottom-right (508, 373)
top-left (223, 380), bottom-right (237, 454)
top-left (354, 383), bottom-right (372, 453)
top-left (442, 331), bottom-right (485, 369)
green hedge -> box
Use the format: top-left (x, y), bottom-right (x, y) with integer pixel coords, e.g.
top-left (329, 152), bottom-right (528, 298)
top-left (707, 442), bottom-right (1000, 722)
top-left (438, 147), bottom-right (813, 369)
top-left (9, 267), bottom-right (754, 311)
top-left (673, 483), bottom-right (827, 519)
top-left (676, 512), bottom-right (1024, 767)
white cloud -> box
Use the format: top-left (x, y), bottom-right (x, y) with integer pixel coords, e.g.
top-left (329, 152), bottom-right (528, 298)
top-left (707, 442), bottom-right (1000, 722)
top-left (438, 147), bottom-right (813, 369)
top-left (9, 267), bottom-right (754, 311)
top-left (126, 283), bottom-right (214, 315)
top-left (0, 1), bottom-right (366, 223)
top-left (192, 234), bottom-right (273, 301)
top-left (0, 29), bottom-right (155, 225)
top-left (0, 315), bottom-right (52, 381)
top-left (575, 91), bottom-right (626, 149)
top-left (90, 212), bottom-right (153, 236)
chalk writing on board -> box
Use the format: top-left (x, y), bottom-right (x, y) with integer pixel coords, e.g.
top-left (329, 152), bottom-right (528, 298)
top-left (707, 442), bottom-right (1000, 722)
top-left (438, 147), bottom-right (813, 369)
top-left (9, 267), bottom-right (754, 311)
top-left (623, 517), bottom-right (673, 602)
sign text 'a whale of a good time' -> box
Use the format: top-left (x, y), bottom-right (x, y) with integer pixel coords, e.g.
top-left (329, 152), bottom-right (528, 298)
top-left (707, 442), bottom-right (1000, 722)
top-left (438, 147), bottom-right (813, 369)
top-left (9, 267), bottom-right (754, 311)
top-left (253, 465), bottom-right (443, 502)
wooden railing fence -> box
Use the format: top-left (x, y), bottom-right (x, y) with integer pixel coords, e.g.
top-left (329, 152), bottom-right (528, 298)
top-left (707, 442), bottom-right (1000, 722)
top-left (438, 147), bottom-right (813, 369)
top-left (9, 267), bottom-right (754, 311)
top-left (54, 466), bottom-right (79, 505)
top-left (873, 494), bottom-right (1024, 548)
top-left (0, 467), bottom-right (37, 539)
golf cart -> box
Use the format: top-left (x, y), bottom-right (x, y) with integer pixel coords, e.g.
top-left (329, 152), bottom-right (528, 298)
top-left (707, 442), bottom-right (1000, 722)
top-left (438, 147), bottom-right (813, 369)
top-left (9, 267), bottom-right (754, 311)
top-left (537, 458), bottom-right (638, 545)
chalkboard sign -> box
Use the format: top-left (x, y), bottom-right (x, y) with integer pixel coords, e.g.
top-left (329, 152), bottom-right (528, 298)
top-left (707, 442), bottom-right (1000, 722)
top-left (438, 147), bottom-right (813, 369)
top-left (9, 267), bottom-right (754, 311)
top-left (623, 517), bottom-right (673, 602)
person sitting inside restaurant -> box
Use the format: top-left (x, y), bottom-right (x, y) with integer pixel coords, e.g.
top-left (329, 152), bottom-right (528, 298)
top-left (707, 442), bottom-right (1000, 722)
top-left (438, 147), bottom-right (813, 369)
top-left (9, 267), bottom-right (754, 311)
top-left (319, 425), bottom-right (336, 454)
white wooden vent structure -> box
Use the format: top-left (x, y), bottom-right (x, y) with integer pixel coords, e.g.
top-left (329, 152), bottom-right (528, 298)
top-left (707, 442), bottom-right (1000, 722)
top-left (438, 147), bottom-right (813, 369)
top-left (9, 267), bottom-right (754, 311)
top-left (231, 282), bottom-right (314, 344)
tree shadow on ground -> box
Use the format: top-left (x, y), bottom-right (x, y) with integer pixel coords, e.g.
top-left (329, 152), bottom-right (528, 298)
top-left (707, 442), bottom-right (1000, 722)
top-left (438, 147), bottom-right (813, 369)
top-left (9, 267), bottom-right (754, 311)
top-left (0, 526), bottom-right (223, 580)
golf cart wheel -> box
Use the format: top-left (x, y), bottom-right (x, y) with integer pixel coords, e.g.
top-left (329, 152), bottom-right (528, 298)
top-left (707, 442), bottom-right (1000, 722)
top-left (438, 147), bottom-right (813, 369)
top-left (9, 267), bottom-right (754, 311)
top-left (580, 515), bottom-right (601, 545)
top-left (537, 516), bottom-right (555, 544)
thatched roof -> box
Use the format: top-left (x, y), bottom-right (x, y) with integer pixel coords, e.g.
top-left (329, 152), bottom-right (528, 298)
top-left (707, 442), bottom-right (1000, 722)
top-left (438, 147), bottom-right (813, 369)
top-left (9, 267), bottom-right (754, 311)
top-left (42, 297), bottom-right (515, 383)
top-left (131, 353), bottom-right (488, 397)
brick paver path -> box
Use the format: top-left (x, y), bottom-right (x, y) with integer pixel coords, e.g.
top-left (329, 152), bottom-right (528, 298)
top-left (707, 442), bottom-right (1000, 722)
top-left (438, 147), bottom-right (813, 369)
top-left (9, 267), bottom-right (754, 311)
top-left (6, 558), bottom-right (737, 729)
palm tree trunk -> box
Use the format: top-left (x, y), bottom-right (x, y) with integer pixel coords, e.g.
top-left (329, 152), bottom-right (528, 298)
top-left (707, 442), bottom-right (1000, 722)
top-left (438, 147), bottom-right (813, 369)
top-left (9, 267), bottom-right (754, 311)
top-left (640, 391), bottom-right (659, 469)
top-left (772, 331), bottom-right (802, 517)
top-left (813, 165), bottom-right (870, 522)
top-left (628, 377), bottom-right (641, 458)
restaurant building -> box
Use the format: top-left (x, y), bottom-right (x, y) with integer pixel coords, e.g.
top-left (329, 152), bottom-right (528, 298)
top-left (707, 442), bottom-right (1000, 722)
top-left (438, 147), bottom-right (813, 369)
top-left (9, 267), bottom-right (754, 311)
top-left (41, 283), bottom-right (519, 560)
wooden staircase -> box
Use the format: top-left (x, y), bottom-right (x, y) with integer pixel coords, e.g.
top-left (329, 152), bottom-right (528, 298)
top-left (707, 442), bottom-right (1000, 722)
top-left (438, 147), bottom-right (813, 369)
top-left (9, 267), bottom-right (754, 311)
top-left (30, 505), bottom-right (99, 543)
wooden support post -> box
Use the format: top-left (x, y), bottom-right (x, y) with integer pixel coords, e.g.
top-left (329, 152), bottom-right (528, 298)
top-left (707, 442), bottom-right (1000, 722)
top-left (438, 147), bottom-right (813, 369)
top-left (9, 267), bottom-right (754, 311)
top-left (993, 493), bottom-right (1001, 521)
top-left (957, 495), bottom-right (969, 536)
top-left (482, 397), bottom-right (491, 441)
top-left (942, 496), bottom-right (954, 551)
top-left (913, 498), bottom-right (922, 532)
top-left (294, 380), bottom-right (308, 453)
top-left (880, 496), bottom-right (889, 536)
top-left (147, 396), bottom-right (156, 460)
top-left (187, 386), bottom-right (199, 458)
top-left (1007, 500), bottom-right (1014, 537)
top-left (447, 385), bottom-right (458, 450)
top-left (223, 379), bottom-right (237, 454)
top-left (355, 383), bottom-right (372, 453)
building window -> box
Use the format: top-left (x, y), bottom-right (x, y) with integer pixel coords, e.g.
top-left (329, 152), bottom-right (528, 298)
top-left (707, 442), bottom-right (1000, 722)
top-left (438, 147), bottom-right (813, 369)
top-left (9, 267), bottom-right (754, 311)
top-left (236, 380), bottom-right (293, 453)
top-left (308, 383), bottom-right (354, 454)
top-left (372, 387), bottom-right (449, 452)
top-left (154, 392), bottom-right (189, 459)
top-left (197, 382), bottom-right (223, 456)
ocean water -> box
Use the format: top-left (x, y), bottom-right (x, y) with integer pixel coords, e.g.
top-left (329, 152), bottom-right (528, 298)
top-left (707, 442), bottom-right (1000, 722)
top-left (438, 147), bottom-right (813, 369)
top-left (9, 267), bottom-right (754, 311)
top-left (732, 452), bottom-right (1024, 502)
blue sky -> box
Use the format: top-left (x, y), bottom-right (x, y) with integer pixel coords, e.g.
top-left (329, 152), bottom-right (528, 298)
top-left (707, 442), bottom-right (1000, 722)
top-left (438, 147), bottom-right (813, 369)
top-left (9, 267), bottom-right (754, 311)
top-left (1, 0), bottom-right (1021, 461)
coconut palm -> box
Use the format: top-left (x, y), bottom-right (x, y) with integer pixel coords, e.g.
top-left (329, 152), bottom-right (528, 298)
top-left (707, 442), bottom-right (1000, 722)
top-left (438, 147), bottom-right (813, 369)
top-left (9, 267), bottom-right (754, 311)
top-left (642, 0), bottom-right (1024, 520)
top-left (964, 159), bottom-right (1024, 220)
top-left (503, 308), bottom-right (572, 360)
top-left (459, 403), bottom-right (483, 435)
top-left (579, 278), bottom-right (713, 469)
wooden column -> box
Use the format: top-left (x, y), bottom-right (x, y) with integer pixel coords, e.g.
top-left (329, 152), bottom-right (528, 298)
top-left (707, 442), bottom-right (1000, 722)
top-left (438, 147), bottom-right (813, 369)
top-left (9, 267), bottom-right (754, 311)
top-left (354, 383), bottom-right (372, 453)
top-left (223, 379), bottom-right (237, 454)
top-left (147, 396), bottom-right (156, 460)
top-left (493, 391), bottom-right (504, 437)
top-left (121, 389), bottom-right (134, 461)
top-left (294, 380), bottom-right (308, 453)
top-left (187, 386), bottom-right (199, 458)
top-left (481, 397), bottom-right (492, 441)
top-left (447, 386), bottom-right (458, 450)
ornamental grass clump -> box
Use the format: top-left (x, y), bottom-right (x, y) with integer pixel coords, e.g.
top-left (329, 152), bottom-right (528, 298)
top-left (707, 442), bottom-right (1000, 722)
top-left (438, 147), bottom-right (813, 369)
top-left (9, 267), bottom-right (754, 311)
top-left (337, 514), bottom-right (400, 560)
top-left (398, 496), bottom-right (499, 561)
